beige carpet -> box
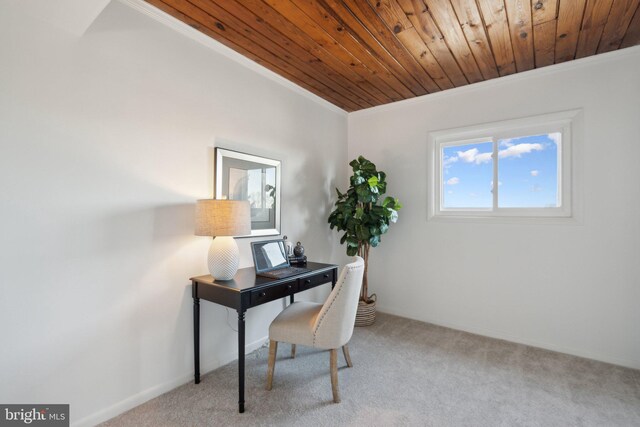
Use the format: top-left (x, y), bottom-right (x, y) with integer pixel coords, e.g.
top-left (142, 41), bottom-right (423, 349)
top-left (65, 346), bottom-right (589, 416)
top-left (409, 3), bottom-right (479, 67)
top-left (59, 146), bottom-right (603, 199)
top-left (102, 313), bottom-right (640, 426)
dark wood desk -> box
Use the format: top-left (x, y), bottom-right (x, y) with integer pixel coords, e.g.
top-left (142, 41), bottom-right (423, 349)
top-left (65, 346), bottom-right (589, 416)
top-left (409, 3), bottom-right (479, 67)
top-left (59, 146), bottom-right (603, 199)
top-left (190, 262), bottom-right (338, 413)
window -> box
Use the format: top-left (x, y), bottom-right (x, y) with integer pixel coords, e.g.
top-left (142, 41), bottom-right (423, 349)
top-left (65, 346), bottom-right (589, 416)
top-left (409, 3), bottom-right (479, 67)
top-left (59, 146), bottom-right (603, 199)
top-left (429, 110), bottom-right (579, 220)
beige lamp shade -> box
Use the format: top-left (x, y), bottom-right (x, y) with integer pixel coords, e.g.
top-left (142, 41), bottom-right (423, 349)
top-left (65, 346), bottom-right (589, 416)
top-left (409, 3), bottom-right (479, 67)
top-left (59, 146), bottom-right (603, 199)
top-left (195, 199), bottom-right (251, 237)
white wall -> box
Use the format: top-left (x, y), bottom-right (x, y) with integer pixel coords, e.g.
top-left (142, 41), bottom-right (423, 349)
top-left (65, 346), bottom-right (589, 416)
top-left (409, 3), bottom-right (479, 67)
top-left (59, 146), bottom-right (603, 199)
top-left (348, 47), bottom-right (640, 369)
top-left (0, 1), bottom-right (347, 425)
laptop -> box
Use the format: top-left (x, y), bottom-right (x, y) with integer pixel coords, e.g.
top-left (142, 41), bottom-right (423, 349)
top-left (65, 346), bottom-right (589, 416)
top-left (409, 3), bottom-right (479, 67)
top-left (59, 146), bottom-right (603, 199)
top-left (251, 239), bottom-right (311, 279)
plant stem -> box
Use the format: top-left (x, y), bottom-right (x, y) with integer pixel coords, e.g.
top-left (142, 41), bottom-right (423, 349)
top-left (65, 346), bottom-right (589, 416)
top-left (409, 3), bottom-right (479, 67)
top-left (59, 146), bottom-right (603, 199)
top-left (358, 242), bottom-right (370, 302)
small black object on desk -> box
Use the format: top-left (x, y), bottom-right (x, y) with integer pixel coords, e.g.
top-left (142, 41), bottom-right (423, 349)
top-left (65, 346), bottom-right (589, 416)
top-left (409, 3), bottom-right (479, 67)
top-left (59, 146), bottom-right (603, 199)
top-left (288, 254), bottom-right (307, 265)
top-left (190, 261), bottom-right (338, 413)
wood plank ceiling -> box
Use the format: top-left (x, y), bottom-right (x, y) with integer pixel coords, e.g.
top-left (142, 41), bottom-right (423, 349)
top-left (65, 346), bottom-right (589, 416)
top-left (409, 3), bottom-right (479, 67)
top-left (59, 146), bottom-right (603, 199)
top-left (147, 0), bottom-right (640, 111)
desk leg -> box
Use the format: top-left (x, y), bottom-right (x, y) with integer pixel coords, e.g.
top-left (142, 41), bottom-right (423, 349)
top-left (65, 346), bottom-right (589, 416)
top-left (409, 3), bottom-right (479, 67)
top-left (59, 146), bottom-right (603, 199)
top-left (289, 294), bottom-right (294, 304)
top-left (194, 297), bottom-right (200, 384)
top-left (237, 309), bottom-right (246, 413)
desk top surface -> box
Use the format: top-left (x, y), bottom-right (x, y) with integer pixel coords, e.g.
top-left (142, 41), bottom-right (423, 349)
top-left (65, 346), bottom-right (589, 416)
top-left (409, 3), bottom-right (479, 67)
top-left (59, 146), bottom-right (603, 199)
top-left (190, 262), bottom-right (338, 292)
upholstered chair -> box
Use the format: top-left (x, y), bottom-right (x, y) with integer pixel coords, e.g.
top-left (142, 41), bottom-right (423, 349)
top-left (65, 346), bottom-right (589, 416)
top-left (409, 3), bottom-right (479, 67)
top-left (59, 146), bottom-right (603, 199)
top-left (266, 256), bottom-right (365, 403)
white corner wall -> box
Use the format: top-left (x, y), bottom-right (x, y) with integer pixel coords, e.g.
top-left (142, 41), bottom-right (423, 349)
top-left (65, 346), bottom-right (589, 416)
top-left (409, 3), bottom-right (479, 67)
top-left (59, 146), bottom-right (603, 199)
top-left (348, 47), bottom-right (640, 369)
top-left (0, 2), bottom-right (347, 425)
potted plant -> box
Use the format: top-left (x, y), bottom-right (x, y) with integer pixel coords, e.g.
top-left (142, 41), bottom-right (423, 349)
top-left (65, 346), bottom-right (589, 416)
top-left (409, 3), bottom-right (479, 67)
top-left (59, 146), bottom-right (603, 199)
top-left (328, 156), bottom-right (402, 326)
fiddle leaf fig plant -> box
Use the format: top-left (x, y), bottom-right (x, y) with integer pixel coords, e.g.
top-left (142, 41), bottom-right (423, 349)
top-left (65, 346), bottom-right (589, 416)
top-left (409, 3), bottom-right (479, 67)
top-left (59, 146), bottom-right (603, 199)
top-left (328, 156), bottom-right (401, 303)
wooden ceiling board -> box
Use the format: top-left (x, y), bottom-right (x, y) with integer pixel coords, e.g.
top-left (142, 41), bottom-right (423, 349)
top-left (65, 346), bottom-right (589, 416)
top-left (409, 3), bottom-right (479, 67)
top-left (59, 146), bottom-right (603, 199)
top-left (575, 0), bottom-right (615, 58)
top-left (262, 1), bottom-right (403, 102)
top-left (323, 0), bottom-right (431, 95)
top-left (285, 0), bottom-right (416, 99)
top-left (367, 0), bottom-right (453, 90)
top-left (397, 0), bottom-right (469, 86)
top-left (423, 0), bottom-right (484, 82)
top-left (395, 27), bottom-right (455, 89)
top-left (340, 0), bottom-right (440, 93)
top-left (597, 0), bottom-right (640, 52)
top-left (449, 0), bottom-right (500, 79)
top-left (147, 0), bottom-right (640, 111)
top-left (193, 0), bottom-right (375, 109)
top-left (148, 0), bottom-right (362, 110)
top-left (621, 4), bottom-right (640, 47)
top-left (476, 0), bottom-right (518, 76)
top-left (534, 18), bottom-right (558, 66)
top-left (531, 0), bottom-right (559, 25)
top-left (555, 0), bottom-right (587, 63)
top-left (222, 0), bottom-right (386, 106)
top-left (504, 0), bottom-right (536, 71)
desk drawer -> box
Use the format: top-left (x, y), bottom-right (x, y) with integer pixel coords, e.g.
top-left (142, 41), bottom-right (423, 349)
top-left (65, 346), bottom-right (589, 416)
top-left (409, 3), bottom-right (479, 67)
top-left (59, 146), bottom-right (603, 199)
top-left (299, 270), bottom-right (334, 291)
top-left (251, 281), bottom-right (298, 306)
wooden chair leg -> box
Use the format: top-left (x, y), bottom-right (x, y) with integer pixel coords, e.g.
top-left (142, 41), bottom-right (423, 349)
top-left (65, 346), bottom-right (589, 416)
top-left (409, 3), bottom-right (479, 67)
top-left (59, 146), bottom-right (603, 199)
top-left (330, 349), bottom-right (340, 403)
top-left (266, 340), bottom-right (278, 390)
top-left (291, 344), bottom-right (296, 359)
top-left (342, 344), bottom-right (353, 368)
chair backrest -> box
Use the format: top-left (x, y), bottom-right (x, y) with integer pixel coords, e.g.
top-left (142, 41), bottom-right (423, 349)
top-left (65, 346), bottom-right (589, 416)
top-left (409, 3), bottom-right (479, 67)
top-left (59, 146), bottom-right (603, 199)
top-left (312, 256), bottom-right (365, 349)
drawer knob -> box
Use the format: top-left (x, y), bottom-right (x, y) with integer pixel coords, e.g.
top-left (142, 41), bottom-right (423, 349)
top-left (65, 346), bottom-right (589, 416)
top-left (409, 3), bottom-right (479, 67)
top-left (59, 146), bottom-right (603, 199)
top-left (305, 279), bottom-right (311, 284)
top-left (323, 274), bottom-right (329, 278)
top-left (287, 284), bottom-right (292, 290)
top-left (259, 292), bottom-right (266, 297)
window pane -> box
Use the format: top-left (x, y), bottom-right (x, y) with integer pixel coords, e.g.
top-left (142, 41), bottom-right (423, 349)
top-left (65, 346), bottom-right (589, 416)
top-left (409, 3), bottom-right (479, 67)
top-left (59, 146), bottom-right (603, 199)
top-left (497, 133), bottom-right (559, 208)
top-left (442, 141), bottom-right (493, 209)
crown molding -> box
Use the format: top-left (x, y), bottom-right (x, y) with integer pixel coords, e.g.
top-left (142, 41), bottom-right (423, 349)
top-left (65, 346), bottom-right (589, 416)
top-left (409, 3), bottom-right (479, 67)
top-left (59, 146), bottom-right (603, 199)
top-left (117, 0), bottom-right (348, 116)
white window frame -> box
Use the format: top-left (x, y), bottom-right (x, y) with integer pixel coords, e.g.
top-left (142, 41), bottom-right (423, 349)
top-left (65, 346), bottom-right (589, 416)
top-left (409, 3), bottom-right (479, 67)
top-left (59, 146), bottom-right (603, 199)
top-left (428, 110), bottom-right (580, 221)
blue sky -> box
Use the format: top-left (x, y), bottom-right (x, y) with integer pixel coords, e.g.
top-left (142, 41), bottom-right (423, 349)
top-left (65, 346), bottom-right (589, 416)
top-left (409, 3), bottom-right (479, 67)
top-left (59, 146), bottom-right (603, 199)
top-left (442, 133), bottom-right (559, 208)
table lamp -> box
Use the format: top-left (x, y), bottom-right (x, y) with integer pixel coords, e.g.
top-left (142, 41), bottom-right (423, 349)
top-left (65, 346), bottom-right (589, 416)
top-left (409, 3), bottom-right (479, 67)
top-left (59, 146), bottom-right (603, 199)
top-left (195, 199), bottom-right (251, 280)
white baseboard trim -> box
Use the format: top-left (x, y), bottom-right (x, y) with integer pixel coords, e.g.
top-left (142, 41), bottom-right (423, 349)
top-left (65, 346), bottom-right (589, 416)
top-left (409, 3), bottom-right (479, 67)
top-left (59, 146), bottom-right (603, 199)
top-left (72, 335), bottom-right (269, 427)
top-left (377, 305), bottom-right (640, 370)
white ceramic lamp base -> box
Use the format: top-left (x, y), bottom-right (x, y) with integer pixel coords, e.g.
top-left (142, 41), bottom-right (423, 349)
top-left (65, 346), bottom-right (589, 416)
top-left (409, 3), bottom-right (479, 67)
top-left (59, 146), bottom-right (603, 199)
top-left (208, 236), bottom-right (240, 281)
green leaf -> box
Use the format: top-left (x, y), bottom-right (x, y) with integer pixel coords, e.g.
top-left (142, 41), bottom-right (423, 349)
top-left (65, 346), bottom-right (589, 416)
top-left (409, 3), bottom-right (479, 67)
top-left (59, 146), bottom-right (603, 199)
top-left (355, 224), bottom-right (370, 241)
top-left (356, 185), bottom-right (370, 201)
top-left (354, 206), bottom-right (364, 219)
top-left (389, 209), bottom-right (398, 223)
top-left (329, 155), bottom-right (400, 253)
top-left (379, 222), bottom-right (389, 234)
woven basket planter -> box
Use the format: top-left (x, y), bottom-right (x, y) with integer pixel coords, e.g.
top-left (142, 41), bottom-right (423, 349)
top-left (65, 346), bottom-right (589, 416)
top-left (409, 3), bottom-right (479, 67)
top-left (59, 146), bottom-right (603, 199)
top-left (355, 294), bottom-right (376, 327)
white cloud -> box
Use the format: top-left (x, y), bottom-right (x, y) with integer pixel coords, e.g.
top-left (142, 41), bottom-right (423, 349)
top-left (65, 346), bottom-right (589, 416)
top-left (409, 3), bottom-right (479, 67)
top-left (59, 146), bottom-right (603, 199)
top-left (447, 190), bottom-right (453, 194)
top-left (443, 156), bottom-right (458, 167)
top-left (548, 132), bottom-right (561, 145)
top-left (499, 138), bottom-right (514, 147)
top-left (530, 170), bottom-right (539, 177)
top-left (530, 185), bottom-right (542, 192)
top-left (457, 148), bottom-right (493, 164)
top-left (446, 177), bottom-right (460, 185)
top-left (457, 148), bottom-right (477, 162)
top-left (498, 143), bottom-right (543, 159)
top-left (490, 180), bottom-right (503, 189)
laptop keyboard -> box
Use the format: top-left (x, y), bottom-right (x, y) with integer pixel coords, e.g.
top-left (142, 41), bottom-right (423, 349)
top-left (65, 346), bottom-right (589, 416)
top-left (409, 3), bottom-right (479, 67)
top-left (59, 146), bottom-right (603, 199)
top-left (258, 266), bottom-right (311, 279)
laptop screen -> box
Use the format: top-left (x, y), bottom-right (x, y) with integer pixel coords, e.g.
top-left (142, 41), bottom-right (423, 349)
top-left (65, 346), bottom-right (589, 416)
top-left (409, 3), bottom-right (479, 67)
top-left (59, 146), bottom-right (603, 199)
top-left (251, 239), bottom-right (290, 273)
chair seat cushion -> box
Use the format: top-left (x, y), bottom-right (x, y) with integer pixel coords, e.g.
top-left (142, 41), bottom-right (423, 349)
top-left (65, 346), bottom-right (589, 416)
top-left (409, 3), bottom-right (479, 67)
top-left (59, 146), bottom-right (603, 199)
top-left (269, 301), bottom-right (323, 347)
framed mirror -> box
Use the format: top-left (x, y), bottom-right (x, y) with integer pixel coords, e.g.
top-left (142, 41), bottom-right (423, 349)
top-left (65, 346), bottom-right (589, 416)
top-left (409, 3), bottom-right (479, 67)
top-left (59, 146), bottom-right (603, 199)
top-left (215, 147), bottom-right (281, 237)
